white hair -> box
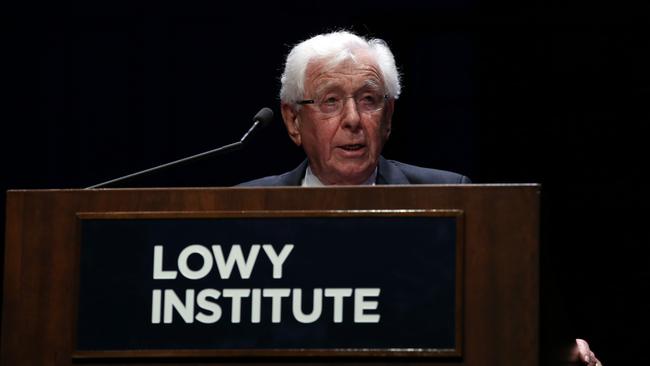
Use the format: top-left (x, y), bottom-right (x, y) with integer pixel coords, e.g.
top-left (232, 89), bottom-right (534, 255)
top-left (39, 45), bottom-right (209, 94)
top-left (280, 31), bottom-right (401, 104)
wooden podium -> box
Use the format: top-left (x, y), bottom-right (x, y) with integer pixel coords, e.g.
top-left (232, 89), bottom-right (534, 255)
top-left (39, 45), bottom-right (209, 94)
top-left (2, 185), bottom-right (540, 366)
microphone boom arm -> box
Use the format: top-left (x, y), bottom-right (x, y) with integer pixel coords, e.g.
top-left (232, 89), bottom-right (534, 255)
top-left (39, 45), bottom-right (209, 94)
top-left (85, 107), bottom-right (273, 189)
top-left (85, 141), bottom-right (243, 189)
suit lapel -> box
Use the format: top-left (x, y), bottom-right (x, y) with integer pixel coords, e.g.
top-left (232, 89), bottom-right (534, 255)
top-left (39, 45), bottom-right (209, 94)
top-left (376, 156), bottom-right (409, 185)
top-left (280, 160), bottom-right (309, 186)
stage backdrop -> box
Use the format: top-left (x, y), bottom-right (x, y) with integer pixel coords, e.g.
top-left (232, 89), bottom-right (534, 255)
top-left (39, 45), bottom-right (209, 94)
top-left (2, 2), bottom-right (649, 364)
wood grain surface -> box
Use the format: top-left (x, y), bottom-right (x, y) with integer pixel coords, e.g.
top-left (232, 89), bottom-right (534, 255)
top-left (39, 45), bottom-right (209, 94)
top-left (2, 185), bottom-right (540, 366)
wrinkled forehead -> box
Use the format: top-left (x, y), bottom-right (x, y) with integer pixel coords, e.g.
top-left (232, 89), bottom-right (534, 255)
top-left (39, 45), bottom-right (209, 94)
top-left (303, 49), bottom-right (384, 96)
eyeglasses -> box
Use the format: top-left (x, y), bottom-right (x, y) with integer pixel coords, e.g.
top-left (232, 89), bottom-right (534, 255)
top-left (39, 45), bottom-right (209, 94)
top-left (296, 91), bottom-right (388, 117)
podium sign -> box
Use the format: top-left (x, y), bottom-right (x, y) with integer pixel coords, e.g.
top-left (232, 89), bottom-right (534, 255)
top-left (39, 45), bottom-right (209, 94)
top-left (76, 210), bottom-right (463, 357)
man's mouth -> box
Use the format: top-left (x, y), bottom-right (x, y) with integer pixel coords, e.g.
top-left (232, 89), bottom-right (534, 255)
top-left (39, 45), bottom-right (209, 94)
top-left (339, 144), bottom-right (366, 151)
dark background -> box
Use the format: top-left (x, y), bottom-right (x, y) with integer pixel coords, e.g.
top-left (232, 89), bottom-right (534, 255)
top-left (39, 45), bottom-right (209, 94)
top-left (2, 1), bottom-right (648, 364)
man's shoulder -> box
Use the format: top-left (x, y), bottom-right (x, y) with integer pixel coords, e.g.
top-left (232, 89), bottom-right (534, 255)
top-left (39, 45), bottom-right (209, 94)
top-left (236, 174), bottom-right (293, 187)
top-left (380, 158), bottom-right (471, 184)
top-left (236, 160), bottom-right (308, 187)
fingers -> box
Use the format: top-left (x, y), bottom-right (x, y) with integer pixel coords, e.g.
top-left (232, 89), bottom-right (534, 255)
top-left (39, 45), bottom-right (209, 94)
top-left (576, 338), bottom-right (602, 366)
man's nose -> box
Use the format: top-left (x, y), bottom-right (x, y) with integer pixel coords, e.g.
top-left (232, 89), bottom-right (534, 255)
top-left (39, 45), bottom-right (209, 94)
top-left (340, 97), bottom-right (362, 130)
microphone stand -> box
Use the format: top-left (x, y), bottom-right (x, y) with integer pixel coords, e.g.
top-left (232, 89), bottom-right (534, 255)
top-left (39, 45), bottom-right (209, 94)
top-left (85, 109), bottom-right (272, 189)
top-left (85, 141), bottom-right (243, 189)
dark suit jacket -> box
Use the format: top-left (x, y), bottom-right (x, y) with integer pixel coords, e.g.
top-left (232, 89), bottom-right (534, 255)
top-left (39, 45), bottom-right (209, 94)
top-left (238, 156), bottom-right (471, 186)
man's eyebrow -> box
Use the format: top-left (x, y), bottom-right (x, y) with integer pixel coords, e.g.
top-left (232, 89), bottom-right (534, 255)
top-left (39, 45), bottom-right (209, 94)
top-left (314, 79), bottom-right (383, 96)
top-left (363, 79), bottom-right (382, 89)
top-left (313, 82), bottom-right (341, 96)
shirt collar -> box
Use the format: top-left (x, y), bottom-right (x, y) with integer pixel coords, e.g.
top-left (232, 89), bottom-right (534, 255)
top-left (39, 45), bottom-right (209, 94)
top-left (302, 165), bottom-right (377, 187)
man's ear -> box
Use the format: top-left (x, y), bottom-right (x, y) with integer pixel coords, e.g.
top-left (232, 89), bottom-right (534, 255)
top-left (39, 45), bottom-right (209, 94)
top-left (383, 98), bottom-right (395, 140)
top-left (281, 102), bottom-right (302, 146)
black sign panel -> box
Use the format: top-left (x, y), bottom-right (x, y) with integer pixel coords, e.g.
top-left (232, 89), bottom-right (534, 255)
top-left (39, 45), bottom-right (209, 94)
top-left (76, 210), bottom-right (462, 357)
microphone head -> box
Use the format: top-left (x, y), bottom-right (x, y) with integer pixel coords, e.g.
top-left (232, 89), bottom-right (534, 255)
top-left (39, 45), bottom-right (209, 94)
top-left (253, 107), bottom-right (274, 127)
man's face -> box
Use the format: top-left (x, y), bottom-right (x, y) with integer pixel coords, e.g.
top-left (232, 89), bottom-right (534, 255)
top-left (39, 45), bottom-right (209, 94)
top-left (281, 51), bottom-right (394, 185)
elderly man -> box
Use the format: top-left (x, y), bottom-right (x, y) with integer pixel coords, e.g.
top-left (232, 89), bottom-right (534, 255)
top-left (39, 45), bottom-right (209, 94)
top-left (240, 31), bottom-right (470, 187)
top-left (240, 31), bottom-right (601, 366)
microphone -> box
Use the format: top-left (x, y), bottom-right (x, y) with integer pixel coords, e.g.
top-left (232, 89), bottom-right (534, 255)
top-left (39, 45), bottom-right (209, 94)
top-left (240, 107), bottom-right (273, 143)
top-left (85, 107), bottom-right (274, 189)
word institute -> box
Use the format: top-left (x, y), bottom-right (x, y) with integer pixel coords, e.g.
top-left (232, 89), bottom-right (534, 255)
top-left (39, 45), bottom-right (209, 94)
top-left (151, 244), bottom-right (381, 325)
